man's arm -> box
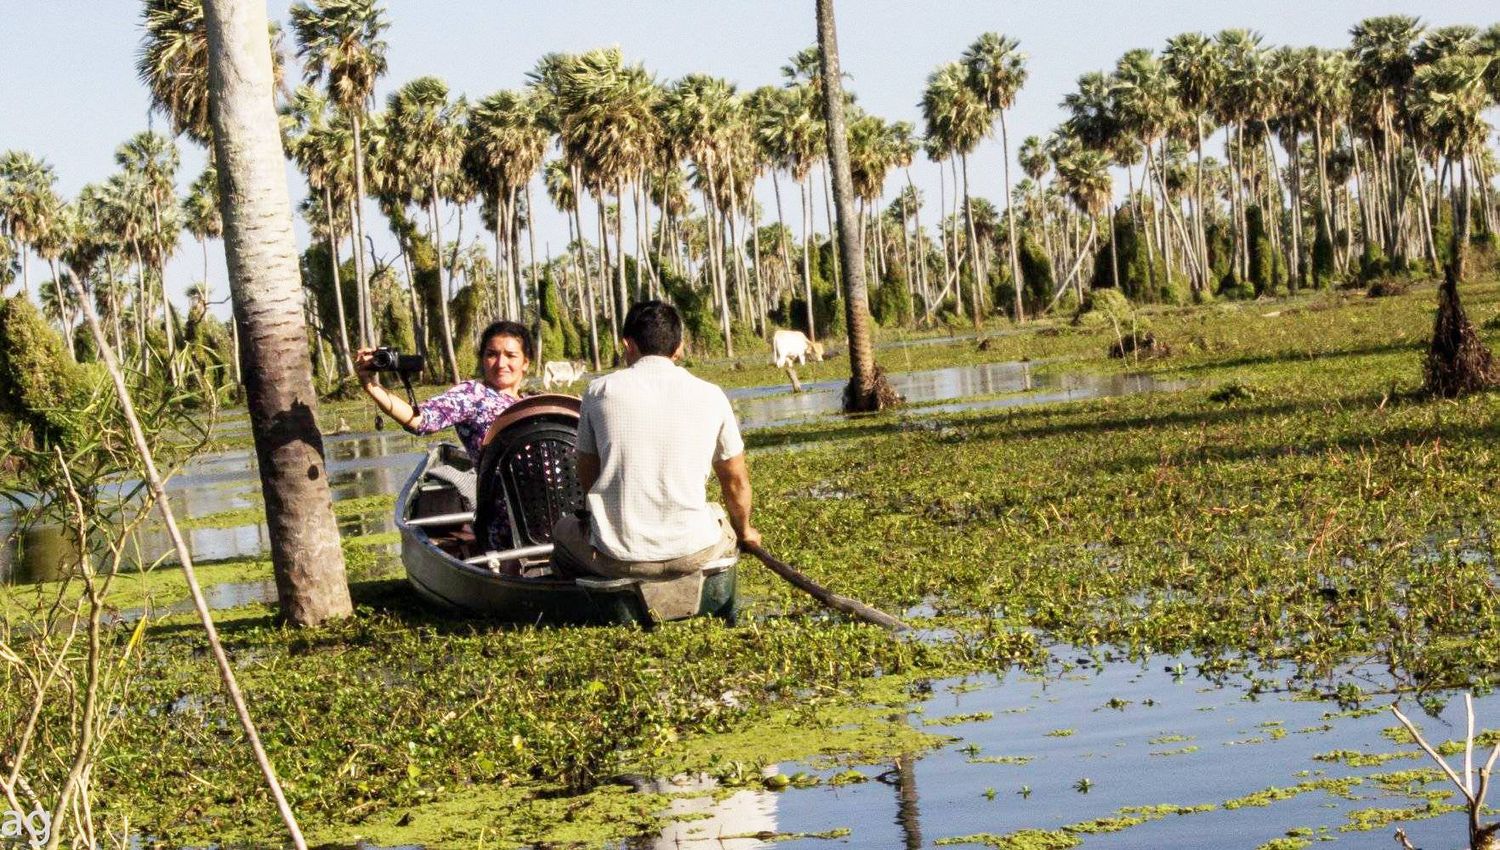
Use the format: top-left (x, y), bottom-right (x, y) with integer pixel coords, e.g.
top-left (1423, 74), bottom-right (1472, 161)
top-left (576, 451), bottom-right (600, 495)
top-left (712, 453), bottom-right (760, 548)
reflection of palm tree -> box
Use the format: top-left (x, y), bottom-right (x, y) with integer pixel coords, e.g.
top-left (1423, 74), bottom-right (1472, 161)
top-left (291, 0), bottom-right (389, 351)
top-left (896, 754), bottom-right (923, 850)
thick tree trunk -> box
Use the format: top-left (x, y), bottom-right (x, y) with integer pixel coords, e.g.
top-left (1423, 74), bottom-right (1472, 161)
top-left (815, 0), bottom-right (891, 412)
top-left (203, 0), bottom-right (351, 626)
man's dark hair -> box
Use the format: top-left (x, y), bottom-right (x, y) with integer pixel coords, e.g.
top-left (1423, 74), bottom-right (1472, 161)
top-left (621, 300), bottom-right (683, 357)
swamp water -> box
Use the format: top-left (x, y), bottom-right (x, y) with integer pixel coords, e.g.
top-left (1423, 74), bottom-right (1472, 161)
top-left (323, 646), bottom-right (1492, 850)
top-left (730, 362), bottom-right (1188, 430)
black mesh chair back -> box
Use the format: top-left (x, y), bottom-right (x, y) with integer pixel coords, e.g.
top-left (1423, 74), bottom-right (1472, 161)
top-left (474, 397), bottom-right (584, 555)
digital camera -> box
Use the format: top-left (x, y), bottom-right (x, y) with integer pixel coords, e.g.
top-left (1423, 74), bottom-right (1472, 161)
top-left (370, 347), bottom-right (424, 374)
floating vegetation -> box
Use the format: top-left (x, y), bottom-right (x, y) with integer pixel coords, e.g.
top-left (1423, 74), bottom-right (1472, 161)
top-left (1341, 802), bottom-right (1460, 832)
top-left (1045, 728), bottom-right (1076, 738)
top-left (967, 755), bottom-right (1035, 765)
top-left (1149, 745), bottom-right (1200, 757)
top-left (924, 711), bottom-right (995, 727)
top-left (1222, 778), bottom-right (1363, 810)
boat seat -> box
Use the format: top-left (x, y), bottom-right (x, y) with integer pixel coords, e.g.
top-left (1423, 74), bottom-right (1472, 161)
top-left (474, 395), bottom-right (585, 555)
top-left (423, 463), bottom-right (477, 511)
top-left (571, 555), bottom-right (739, 591)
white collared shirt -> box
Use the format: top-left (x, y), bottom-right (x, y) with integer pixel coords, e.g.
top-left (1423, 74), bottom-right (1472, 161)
top-left (576, 355), bottom-right (744, 562)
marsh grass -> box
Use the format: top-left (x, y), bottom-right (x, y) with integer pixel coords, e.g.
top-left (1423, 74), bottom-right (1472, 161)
top-left (7, 279), bottom-right (1500, 846)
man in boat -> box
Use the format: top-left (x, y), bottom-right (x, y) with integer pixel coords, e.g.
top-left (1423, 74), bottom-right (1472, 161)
top-left (551, 300), bottom-right (759, 617)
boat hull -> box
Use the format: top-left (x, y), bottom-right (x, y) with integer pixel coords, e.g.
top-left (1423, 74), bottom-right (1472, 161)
top-left (398, 445), bottom-right (738, 625)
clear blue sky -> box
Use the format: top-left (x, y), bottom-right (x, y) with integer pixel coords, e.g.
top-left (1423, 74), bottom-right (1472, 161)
top-left (3, 0), bottom-right (1494, 319)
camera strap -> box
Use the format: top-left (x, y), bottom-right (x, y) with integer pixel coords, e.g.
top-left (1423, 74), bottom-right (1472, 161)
top-left (398, 372), bottom-right (418, 408)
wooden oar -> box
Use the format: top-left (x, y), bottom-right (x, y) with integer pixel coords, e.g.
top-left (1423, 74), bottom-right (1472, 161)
top-left (740, 541), bottom-right (909, 632)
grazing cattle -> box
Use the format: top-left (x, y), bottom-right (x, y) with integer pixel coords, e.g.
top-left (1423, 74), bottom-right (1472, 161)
top-left (542, 360), bottom-right (588, 391)
top-left (771, 330), bottom-right (825, 369)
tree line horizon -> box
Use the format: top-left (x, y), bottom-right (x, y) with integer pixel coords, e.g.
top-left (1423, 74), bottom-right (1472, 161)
top-left (0, 5), bottom-right (1496, 395)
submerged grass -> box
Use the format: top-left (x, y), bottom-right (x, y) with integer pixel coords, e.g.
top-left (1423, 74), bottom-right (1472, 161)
top-left (8, 279), bottom-right (1500, 846)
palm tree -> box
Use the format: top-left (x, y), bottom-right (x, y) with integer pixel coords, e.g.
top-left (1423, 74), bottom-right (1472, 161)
top-left (543, 156), bottom-right (601, 369)
top-left (117, 131), bottom-right (184, 377)
top-left (814, 0), bottom-right (890, 412)
top-left (290, 0), bottom-right (389, 352)
top-left (555, 49), bottom-right (661, 350)
top-left (661, 73), bottom-right (739, 355)
top-left (1269, 47), bottom-right (1317, 290)
top-left (203, 0), bottom-right (352, 628)
top-left (466, 90), bottom-right (548, 328)
top-left (921, 62), bottom-right (990, 328)
top-left (754, 83), bottom-right (824, 340)
top-left (1410, 53), bottom-right (1491, 277)
top-left (284, 85), bottom-right (358, 375)
top-left (183, 166), bottom-right (222, 288)
top-left (1212, 29), bottom-right (1270, 285)
top-left (0, 151), bottom-right (61, 298)
top-left (1052, 145), bottom-right (1113, 305)
top-left (384, 76), bottom-right (465, 383)
top-left (1062, 71), bottom-right (1124, 290)
top-left (1349, 15), bottom-right (1424, 265)
top-left (1114, 48), bottom-right (1186, 296)
top-left (963, 32), bottom-right (1029, 322)
top-left (1163, 33), bottom-right (1222, 294)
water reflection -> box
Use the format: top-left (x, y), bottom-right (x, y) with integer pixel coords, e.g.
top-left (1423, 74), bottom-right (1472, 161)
top-left (623, 770), bottom-right (781, 849)
top-left (732, 360), bottom-right (1189, 429)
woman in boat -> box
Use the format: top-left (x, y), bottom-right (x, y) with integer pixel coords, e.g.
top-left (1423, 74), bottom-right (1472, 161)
top-left (356, 321), bottom-right (532, 466)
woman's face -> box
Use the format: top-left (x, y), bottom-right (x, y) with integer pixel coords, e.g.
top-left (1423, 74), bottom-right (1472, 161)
top-left (481, 334), bottom-right (529, 393)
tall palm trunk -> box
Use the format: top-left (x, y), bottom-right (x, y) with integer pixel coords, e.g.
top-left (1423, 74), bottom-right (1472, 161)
top-left (815, 0), bottom-right (885, 411)
top-left (907, 169), bottom-right (932, 324)
top-left (350, 112), bottom-right (373, 349)
top-left (525, 182), bottom-right (542, 361)
top-left (203, 0), bottom-right (350, 627)
top-left (614, 178), bottom-right (629, 331)
top-left (959, 152), bottom-right (984, 328)
top-left (427, 171), bottom-right (460, 383)
top-left (771, 170), bottom-right (797, 325)
top-left (148, 196), bottom-right (181, 382)
top-left (799, 177), bottom-right (816, 341)
top-left (999, 110), bottom-right (1023, 322)
top-left (321, 187), bottom-right (354, 375)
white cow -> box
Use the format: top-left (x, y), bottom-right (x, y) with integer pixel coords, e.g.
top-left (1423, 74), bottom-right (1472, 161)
top-left (771, 329), bottom-right (824, 369)
top-left (542, 360), bottom-right (588, 391)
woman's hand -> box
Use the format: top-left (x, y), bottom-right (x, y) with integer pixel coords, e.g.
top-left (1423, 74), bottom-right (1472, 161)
top-left (354, 348), bottom-right (380, 385)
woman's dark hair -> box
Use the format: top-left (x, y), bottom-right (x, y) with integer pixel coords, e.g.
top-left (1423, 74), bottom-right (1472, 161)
top-left (478, 320), bottom-right (533, 363)
top-left (621, 300), bottom-right (683, 357)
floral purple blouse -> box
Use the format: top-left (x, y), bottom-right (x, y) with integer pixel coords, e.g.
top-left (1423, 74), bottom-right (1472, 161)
top-left (413, 379), bottom-right (520, 465)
